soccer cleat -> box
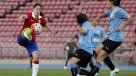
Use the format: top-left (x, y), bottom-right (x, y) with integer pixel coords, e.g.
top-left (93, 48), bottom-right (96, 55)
top-left (110, 68), bottom-right (119, 76)
top-left (64, 66), bottom-right (67, 69)
top-left (94, 73), bottom-right (99, 76)
top-left (77, 74), bottom-right (81, 76)
top-left (25, 28), bottom-right (32, 40)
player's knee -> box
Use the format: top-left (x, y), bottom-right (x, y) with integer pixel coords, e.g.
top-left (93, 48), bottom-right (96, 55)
top-left (32, 52), bottom-right (39, 61)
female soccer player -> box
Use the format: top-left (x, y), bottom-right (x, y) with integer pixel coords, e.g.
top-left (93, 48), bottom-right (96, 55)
top-left (91, 20), bottom-right (119, 76)
top-left (88, 0), bottom-right (133, 76)
top-left (68, 13), bottom-right (93, 76)
top-left (17, 3), bottom-right (56, 76)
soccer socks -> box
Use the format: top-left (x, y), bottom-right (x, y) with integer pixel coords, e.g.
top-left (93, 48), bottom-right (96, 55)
top-left (89, 61), bottom-right (95, 69)
top-left (32, 61), bottom-right (39, 76)
top-left (30, 59), bottom-right (32, 68)
top-left (104, 57), bottom-right (115, 71)
top-left (79, 68), bottom-right (89, 75)
top-left (89, 62), bottom-right (101, 76)
top-left (68, 64), bottom-right (77, 76)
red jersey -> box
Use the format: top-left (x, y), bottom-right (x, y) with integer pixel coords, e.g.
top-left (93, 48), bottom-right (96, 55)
top-left (20, 12), bottom-right (48, 41)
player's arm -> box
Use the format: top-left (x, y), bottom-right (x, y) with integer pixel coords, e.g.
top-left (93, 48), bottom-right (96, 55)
top-left (117, 17), bottom-right (133, 32)
top-left (95, 13), bottom-right (108, 21)
top-left (18, 15), bottom-right (27, 22)
top-left (46, 25), bottom-right (57, 34)
top-left (95, 10), bottom-right (111, 21)
top-left (101, 27), bottom-right (108, 41)
top-left (64, 44), bottom-right (69, 51)
top-left (77, 26), bottom-right (88, 34)
top-left (116, 10), bottom-right (133, 32)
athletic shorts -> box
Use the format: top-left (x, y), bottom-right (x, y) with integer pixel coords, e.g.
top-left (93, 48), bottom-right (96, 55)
top-left (74, 49), bottom-right (92, 68)
top-left (17, 35), bottom-right (38, 56)
top-left (102, 39), bottom-right (122, 54)
top-left (67, 53), bottom-right (74, 59)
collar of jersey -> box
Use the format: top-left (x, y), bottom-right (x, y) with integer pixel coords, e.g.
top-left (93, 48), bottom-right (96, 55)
top-left (32, 12), bottom-right (42, 19)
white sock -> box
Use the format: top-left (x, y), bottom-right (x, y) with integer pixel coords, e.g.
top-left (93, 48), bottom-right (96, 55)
top-left (32, 63), bottom-right (39, 76)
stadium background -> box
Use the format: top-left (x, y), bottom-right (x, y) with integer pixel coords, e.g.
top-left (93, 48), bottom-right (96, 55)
top-left (0, 0), bottom-right (136, 74)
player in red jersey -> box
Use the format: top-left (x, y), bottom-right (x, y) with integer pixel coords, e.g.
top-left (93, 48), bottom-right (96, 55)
top-left (17, 3), bottom-right (56, 76)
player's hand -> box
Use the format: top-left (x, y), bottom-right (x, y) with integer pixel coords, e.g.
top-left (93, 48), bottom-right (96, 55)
top-left (18, 17), bottom-right (23, 23)
top-left (94, 17), bottom-right (100, 22)
top-left (55, 31), bottom-right (58, 34)
top-left (116, 26), bottom-right (123, 32)
top-left (76, 26), bottom-right (81, 31)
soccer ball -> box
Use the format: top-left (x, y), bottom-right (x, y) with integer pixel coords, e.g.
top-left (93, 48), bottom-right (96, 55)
top-left (31, 23), bottom-right (42, 35)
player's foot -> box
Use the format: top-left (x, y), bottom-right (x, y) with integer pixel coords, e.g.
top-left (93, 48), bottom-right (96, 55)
top-left (77, 74), bottom-right (81, 76)
top-left (64, 66), bottom-right (67, 69)
top-left (77, 74), bottom-right (86, 76)
top-left (110, 68), bottom-right (119, 76)
top-left (94, 73), bottom-right (98, 76)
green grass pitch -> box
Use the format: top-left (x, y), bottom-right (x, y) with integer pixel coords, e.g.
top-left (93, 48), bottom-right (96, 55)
top-left (0, 68), bottom-right (135, 76)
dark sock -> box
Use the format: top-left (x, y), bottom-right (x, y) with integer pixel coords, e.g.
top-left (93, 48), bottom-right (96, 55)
top-left (71, 67), bottom-right (77, 76)
top-left (89, 62), bottom-right (101, 76)
top-left (30, 60), bottom-right (32, 68)
top-left (80, 68), bottom-right (89, 75)
top-left (104, 56), bottom-right (115, 71)
top-left (89, 61), bottom-right (94, 69)
top-left (65, 59), bottom-right (68, 66)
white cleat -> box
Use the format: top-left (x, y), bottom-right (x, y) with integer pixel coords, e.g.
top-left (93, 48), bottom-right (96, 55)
top-left (64, 66), bottom-right (67, 69)
top-left (77, 74), bottom-right (81, 76)
top-left (110, 68), bottom-right (119, 76)
top-left (94, 73), bottom-right (99, 76)
top-left (77, 74), bottom-right (86, 76)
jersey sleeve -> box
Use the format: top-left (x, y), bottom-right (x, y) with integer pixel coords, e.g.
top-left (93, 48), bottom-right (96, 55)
top-left (82, 22), bottom-right (90, 33)
top-left (105, 9), bottom-right (112, 17)
top-left (41, 18), bottom-right (48, 27)
top-left (117, 9), bottom-right (131, 19)
top-left (26, 12), bottom-right (32, 19)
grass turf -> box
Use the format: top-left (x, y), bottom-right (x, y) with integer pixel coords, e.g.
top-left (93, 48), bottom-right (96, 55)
top-left (0, 68), bottom-right (135, 76)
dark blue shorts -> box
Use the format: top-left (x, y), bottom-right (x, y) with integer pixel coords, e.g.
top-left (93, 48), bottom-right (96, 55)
top-left (17, 35), bottom-right (38, 56)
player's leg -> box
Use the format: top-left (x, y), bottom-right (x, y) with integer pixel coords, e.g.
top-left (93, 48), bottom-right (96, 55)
top-left (64, 53), bottom-right (69, 69)
top-left (104, 56), bottom-right (120, 76)
top-left (88, 39), bottom-right (122, 76)
top-left (64, 53), bottom-right (73, 69)
top-left (88, 50), bottom-right (108, 76)
top-left (68, 57), bottom-right (80, 76)
top-left (21, 28), bottom-right (32, 40)
top-left (77, 68), bottom-right (89, 75)
top-left (29, 55), bottom-right (33, 68)
top-left (32, 51), bottom-right (39, 76)
top-left (95, 43), bottom-right (119, 76)
top-left (26, 41), bottom-right (39, 76)
top-left (74, 49), bottom-right (92, 76)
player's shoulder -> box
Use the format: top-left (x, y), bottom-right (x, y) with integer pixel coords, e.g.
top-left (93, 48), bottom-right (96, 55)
top-left (40, 17), bottom-right (48, 24)
top-left (27, 12), bottom-right (33, 18)
top-left (83, 21), bottom-right (91, 27)
top-left (115, 6), bottom-right (124, 13)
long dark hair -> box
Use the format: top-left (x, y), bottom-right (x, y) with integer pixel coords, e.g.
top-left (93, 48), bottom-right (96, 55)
top-left (33, 3), bottom-right (42, 9)
top-left (76, 13), bottom-right (88, 25)
top-left (109, 0), bottom-right (121, 6)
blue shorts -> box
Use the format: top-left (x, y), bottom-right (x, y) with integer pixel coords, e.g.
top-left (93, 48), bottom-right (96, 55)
top-left (17, 35), bottom-right (38, 56)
